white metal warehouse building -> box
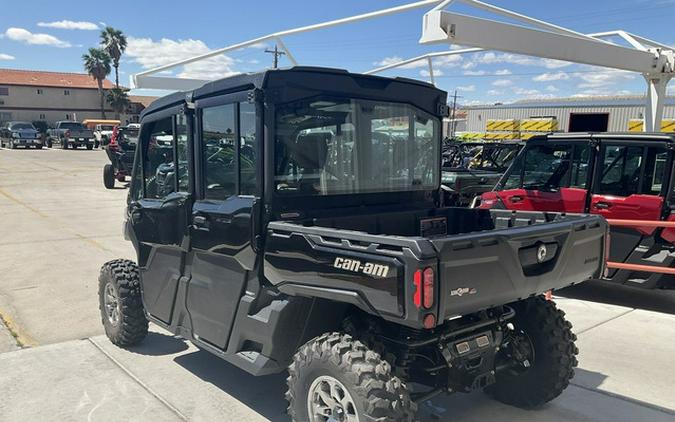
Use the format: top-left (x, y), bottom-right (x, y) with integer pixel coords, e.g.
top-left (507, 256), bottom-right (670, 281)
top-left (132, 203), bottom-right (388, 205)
top-left (462, 96), bottom-right (675, 133)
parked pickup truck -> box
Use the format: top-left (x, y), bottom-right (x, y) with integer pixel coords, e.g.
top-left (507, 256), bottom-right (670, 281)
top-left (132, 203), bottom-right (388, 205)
top-left (47, 121), bottom-right (95, 150)
top-left (98, 67), bottom-right (607, 421)
top-left (0, 121), bottom-right (43, 149)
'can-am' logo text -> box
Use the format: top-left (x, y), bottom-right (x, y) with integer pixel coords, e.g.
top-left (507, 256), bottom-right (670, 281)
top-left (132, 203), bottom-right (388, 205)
top-left (333, 257), bottom-right (390, 278)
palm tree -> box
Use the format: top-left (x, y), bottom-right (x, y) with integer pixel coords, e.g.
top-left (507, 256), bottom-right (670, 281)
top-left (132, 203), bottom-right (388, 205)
top-left (106, 88), bottom-right (131, 119)
top-left (82, 48), bottom-right (112, 119)
top-left (100, 27), bottom-right (127, 88)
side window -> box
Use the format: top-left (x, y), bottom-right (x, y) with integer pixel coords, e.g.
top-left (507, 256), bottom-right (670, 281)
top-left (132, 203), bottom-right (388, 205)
top-left (202, 104), bottom-right (237, 200)
top-left (176, 114), bottom-right (189, 192)
top-left (598, 146), bottom-right (643, 196)
top-left (143, 116), bottom-right (176, 199)
top-left (642, 148), bottom-right (667, 195)
top-left (239, 102), bottom-right (257, 195)
top-left (522, 145), bottom-right (572, 190)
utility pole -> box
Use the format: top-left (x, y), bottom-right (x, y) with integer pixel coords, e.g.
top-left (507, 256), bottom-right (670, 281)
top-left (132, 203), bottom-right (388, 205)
top-left (449, 90), bottom-right (462, 139)
top-left (265, 45), bottom-right (285, 69)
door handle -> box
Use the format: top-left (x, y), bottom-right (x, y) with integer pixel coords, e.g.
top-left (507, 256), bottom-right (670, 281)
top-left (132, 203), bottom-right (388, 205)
top-left (511, 196), bottom-right (523, 203)
top-left (595, 202), bottom-right (612, 210)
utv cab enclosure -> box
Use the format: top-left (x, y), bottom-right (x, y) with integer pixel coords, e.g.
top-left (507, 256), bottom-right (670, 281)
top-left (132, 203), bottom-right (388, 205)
top-left (480, 133), bottom-right (675, 290)
top-left (99, 67), bottom-right (607, 421)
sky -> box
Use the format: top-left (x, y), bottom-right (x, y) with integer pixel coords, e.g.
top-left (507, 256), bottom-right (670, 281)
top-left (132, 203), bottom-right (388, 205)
top-left (0, 0), bottom-right (673, 105)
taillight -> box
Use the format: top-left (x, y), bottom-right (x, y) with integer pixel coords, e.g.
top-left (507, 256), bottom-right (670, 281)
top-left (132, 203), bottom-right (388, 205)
top-left (413, 267), bottom-right (435, 310)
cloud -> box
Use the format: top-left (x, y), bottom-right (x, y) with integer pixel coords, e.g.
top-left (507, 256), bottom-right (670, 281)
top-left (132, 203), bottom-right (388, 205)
top-left (494, 69), bottom-right (512, 75)
top-left (456, 85), bottom-right (476, 92)
top-left (248, 42), bottom-right (269, 50)
top-left (545, 85), bottom-right (559, 92)
top-left (576, 68), bottom-right (635, 88)
top-left (479, 52), bottom-right (572, 69)
top-left (462, 61), bottom-right (476, 70)
top-left (512, 87), bottom-right (540, 96)
top-left (420, 69), bottom-right (444, 77)
top-left (0, 53), bottom-right (15, 60)
top-left (463, 70), bottom-right (485, 76)
top-left (37, 20), bottom-right (99, 30)
top-left (533, 72), bottom-right (570, 82)
top-left (374, 56), bottom-right (426, 69)
top-left (126, 37), bottom-right (239, 80)
top-left (4, 27), bottom-right (71, 48)
top-left (487, 89), bottom-right (503, 95)
top-left (434, 55), bottom-right (463, 68)
top-left (492, 79), bottom-right (513, 87)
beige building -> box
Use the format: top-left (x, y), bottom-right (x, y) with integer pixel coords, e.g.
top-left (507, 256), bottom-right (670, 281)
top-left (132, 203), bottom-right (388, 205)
top-left (0, 68), bottom-right (119, 124)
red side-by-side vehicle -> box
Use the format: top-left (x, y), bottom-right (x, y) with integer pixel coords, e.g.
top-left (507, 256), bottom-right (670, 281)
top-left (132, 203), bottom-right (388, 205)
top-left (480, 132), bottom-right (675, 290)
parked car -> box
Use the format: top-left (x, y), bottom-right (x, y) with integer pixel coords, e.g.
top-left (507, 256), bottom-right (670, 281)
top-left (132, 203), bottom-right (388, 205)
top-left (441, 140), bottom-right (522, 206)
top-left (47, 121), bottom-right (95, 149)
top-left (98, 68), bottom-right (607, 422)
top-left (479, 132), bottom-right (675, 290)
top-left (0, 121), bottom-right (43, 149)
top-left (103, 124), bottom-right (140, 189)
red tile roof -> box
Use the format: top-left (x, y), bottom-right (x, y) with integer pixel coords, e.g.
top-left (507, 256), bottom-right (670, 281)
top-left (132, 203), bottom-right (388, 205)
top-left (0, 68), bottom-right (115, 90)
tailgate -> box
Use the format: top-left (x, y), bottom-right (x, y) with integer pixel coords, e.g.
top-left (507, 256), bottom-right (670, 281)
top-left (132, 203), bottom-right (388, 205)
top-left (431, 211), bottom-right (607, 319)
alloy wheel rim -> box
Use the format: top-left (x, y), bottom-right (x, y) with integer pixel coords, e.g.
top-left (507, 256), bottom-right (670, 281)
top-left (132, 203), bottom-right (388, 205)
top-left (103, 283), bottom-right (121, 326)
top-left (307, 375), bottom-right (359, 422)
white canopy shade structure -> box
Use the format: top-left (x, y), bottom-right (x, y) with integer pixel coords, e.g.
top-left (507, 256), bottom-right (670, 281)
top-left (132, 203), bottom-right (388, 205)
top-left (132, 0), bottom-right (674, 131)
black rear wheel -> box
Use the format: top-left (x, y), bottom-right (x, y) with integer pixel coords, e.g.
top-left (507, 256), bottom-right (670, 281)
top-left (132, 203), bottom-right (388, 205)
top-left (86, 144), bottom-right (94, 150)
top-left (98, 259), bottom-right (148, 347)
top-left (486, 296), bottom-right (578, 408)
top-left (103, 164), bottom-right (115, 189)
top-left (286, 332), bottom-right (416, 422)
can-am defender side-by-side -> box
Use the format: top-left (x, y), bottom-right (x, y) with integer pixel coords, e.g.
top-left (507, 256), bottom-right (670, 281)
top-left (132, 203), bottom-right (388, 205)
top-left (441, 140), bottom-right (522, 206)
top-left (479, 133), bottom-right (675, 290)
top-left (98, 68), bottom-right (607, 421)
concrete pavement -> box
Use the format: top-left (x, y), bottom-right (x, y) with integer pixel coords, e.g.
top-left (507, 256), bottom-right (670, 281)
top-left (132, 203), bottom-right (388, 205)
top-left (1, 147), bottom-right (675, 421)
top-left (1, 297), bottom-right (673, 422)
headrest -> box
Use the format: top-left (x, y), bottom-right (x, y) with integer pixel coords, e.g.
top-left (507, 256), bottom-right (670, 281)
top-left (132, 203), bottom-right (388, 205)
top-left (293, 132), bottom-right (330, 170)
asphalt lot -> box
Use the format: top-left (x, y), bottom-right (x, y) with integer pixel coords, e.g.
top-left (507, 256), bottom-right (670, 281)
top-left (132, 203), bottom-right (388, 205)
top-left (0, 147), bottom-right (674, 421)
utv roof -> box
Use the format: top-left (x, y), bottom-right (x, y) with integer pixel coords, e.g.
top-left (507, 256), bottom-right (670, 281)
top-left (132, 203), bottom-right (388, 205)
top-left (141, 66), bottom-right (440, 118)
top-left (530, 132), bottom-right (675, 143)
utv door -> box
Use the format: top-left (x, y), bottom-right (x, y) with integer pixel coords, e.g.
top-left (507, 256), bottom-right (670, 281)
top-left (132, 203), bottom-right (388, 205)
top-left (496, 142), bottom-right (591, 213)
top-left (186, 95), bottom-right (259, 350)
top-left (129, 110), bottom-right (191, 324)
top-left (590, 141), bottom-right (670, 275)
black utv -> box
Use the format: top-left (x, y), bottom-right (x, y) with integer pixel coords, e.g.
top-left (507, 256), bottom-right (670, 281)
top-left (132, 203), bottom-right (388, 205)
top-left (99, 67), bottom-right (607, 421)
top-left (103, 124), bottom-right (141, 189)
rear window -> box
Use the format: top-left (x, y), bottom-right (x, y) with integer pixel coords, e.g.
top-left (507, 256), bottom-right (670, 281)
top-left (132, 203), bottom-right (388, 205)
top-left (10, 123), bottom-right (35, 130)
top-left (59, 122), bottom-right (85, 130)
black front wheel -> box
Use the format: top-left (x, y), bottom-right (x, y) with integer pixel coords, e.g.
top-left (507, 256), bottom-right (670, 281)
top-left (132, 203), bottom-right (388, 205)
top-left (286, 332), bottom-right (416, 422)
top-left (86, 144), bottom-right (94, 150)
top-left (486, 296), bottom-right (578, 408)
top-left (98, 259), bottom-right (148, 347)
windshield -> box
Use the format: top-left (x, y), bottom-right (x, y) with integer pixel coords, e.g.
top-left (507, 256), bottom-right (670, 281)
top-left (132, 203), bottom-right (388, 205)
top-left (10, 123), bottom-right (35, 130)
top-left (59, 122), bottom-right (85, 130)
top-left (274, 97), bottom-right (439, 195)
top-left (500, 144), bottom-right (590, 192)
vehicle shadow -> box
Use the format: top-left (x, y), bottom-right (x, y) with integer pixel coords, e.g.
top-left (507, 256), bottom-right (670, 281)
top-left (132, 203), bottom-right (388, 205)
top-left (173, 349), bottom-right (290, 421)
top-left (560, 280), bottom-right (675, 315)
top-left (126, 331), bottom-right (190, 356)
